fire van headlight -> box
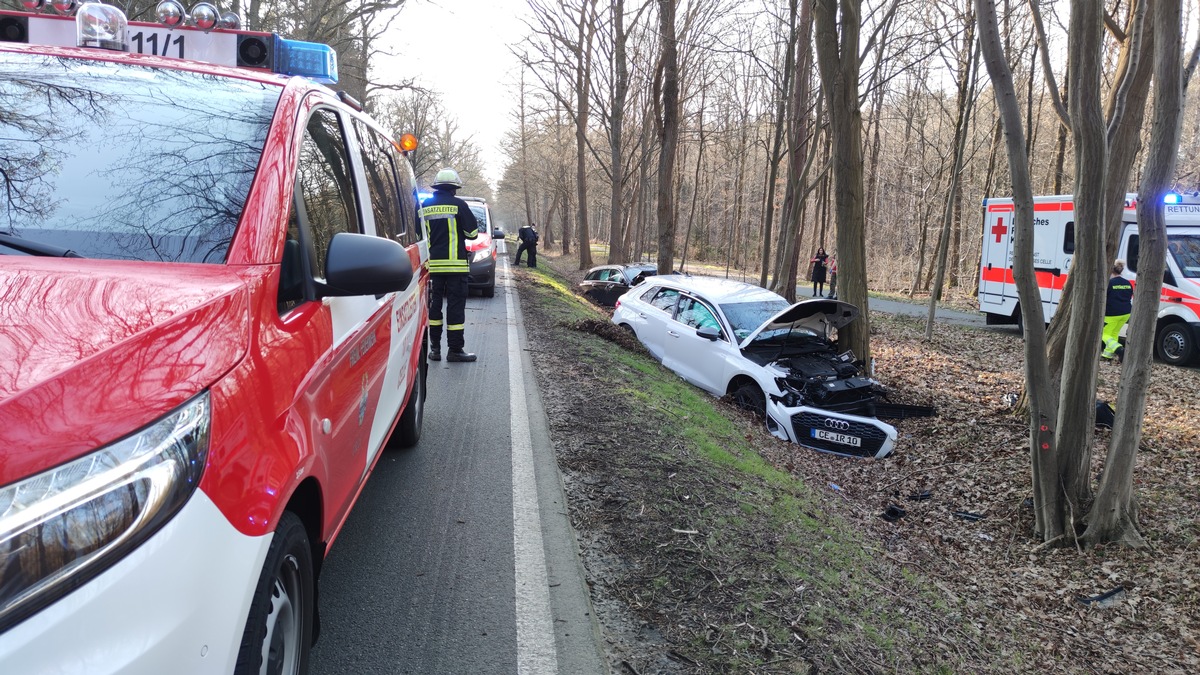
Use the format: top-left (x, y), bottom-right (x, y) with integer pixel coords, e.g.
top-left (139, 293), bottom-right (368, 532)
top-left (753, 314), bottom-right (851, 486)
top-left (0, 392), bottom-right (210, 631)
top-left (471, 248), bottom-right (493, 263)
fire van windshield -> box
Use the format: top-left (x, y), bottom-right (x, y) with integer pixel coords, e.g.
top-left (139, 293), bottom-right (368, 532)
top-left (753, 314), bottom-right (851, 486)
top-left (0, 53), bottom-right (281, 263)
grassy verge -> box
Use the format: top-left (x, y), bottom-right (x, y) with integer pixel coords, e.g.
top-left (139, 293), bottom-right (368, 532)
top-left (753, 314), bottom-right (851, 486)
top-left (515, 262), bottom-right (996, 673)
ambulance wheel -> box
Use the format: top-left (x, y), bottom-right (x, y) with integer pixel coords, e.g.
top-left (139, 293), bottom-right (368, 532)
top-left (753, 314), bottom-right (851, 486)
top-left (235, 511), bottom-right (313, 675)
top-left (391, 345), bottom-right (427, 448)
top-left (1156, 323), bottom-right (1195, 366)
top-left (731, 380), bottom-right (766, 419)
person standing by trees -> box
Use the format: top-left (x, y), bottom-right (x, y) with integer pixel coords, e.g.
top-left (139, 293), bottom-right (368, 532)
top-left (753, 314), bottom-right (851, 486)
top-left (515, 221), bottom-right (539, 268)
top-left (828, 256), bottom-right (838, 300)
top-left (809, 247), bottom-right (829, 297)
top-left (421, 168), bottom-right (479, 363)
top-left (1102, 260), bottom-right (1133, 361)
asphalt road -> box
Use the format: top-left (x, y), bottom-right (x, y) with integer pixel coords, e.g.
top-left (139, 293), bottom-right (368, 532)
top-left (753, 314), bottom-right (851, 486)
top-left (309, 259), bottom-right (605, 675)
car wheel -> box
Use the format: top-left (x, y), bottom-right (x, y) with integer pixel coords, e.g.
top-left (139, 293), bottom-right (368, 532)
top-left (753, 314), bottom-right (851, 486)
top-left (483, 283), bottom-right (495, 298)
top-left (731, 381), bottom-right (766, 419)
top-left (235, 511), bottom-right (313, 675)
top-left (1156, 322), bottom-right (1195, 366)
top-left (619, 323), bottom-right (636, 337)
top-left (391, 346), bottom-right (427, 448)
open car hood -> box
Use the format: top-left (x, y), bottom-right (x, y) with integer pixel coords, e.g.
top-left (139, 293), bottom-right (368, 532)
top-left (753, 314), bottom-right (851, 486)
top-left (737, 299), bottom-right (860, 349)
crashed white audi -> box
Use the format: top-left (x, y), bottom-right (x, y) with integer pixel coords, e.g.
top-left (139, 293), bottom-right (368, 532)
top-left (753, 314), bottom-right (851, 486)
top-left (610, 275), bottom-right (897, 458)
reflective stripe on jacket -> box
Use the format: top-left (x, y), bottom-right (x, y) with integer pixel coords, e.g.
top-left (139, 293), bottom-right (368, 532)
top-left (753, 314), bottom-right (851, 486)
top-left (421, 189), bottom-right (479, 274)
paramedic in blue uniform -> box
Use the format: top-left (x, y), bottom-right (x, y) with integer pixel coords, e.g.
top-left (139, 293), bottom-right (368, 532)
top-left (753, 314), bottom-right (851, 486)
top-left (421, 168), bottom-right (479, 362)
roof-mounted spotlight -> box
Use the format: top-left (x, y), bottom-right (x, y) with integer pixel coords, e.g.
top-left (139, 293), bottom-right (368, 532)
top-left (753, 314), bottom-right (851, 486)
top-left (50, 0), bottom-right (75, 14)
top-left (155, 0), bottom-right (185, 28)
top-left (20, 0), bottom-right (46, 11)
top-left (217, 11), bottom-right (240, 30)
top-left (189, 2), bottom-right (218, 32)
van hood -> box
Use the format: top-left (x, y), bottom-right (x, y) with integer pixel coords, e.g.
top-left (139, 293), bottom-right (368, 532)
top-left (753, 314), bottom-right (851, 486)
top-left (0, 258), bottom-right (249, 484)
top-left (737, 299), bottom-right (859, 349)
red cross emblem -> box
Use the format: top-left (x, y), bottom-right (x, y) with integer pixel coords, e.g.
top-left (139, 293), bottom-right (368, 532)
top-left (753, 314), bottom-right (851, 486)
top-left (991, 217), bottom-right (1008, 243)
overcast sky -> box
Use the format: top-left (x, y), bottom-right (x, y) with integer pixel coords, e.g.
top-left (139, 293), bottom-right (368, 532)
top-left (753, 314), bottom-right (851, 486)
top-left (379, 0), bottom-right (532, 189)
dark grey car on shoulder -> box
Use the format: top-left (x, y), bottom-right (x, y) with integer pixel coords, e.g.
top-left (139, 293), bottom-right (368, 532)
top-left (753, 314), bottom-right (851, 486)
top-left (580, 263), bottom-right (660, 307)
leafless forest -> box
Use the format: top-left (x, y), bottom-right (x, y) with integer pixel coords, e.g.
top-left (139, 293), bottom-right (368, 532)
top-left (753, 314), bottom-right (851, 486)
top-left (489, 0), bottom-right (1200, 298)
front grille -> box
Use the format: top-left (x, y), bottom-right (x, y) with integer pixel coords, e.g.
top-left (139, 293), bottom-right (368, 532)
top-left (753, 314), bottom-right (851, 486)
top-left (791, 411), bottom-right (888, 458)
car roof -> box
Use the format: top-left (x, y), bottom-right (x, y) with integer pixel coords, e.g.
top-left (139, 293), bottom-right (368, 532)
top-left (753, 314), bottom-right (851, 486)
top-left (646, 275), bottom-right (785, 304)
top-left (461, 196), bottom-right (488, 204)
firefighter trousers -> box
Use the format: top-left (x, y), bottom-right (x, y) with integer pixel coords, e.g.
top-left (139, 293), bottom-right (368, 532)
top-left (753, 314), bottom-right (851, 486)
top-left (429, 273), bottom-right (469, 352)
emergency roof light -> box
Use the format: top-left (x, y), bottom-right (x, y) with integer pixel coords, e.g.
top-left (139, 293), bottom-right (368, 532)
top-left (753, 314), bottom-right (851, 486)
top-left (0, 4), bottom-right (339, 84)
top-left (398, 133), bottom-right (419, 152)
top-left (1165, 192), bottom-right (1182, 204)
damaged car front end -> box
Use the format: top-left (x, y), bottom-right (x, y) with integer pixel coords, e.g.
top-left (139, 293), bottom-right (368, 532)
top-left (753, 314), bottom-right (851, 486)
top-left (738, 299), bottom-right (897, 458)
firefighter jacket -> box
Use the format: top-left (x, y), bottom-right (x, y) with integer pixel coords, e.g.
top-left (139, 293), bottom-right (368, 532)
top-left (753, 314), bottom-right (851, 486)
top-left (420, 188), bottom-right (479, 274)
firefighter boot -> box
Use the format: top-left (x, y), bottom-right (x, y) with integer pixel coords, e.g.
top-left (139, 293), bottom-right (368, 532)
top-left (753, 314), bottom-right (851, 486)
top-left (447, 350), bottom-right (477, 362)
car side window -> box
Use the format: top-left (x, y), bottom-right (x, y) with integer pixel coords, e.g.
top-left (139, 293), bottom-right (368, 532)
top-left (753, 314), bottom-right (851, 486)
top-left (278, 188), bottom-right (308, 314)
top-left (295, 108), bottom-right (361, 280)
top-left (585, 270), bottom-right (603, 281)
top-left (678, 297), bottom-right (721, 333)
top-left (639, 286), bottom-right (660, 303)
top-left (1128, 234), bottom-right (1140, 273)
top-left (650, 288), bottom-right (680, 312)
top-left (352, 119), bottom-right (404, 244)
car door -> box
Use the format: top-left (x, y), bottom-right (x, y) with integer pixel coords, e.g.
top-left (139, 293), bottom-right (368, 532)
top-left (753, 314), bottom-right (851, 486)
top-left (292, 105), bottom-right (393, 533)
top-left (633, 286), bottom-right (679, 361)
top-left (663, 294), bottom-right (731, 395)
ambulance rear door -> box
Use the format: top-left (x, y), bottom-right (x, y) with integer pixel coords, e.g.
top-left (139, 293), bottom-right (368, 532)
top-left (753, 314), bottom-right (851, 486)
top-left (980, 200), bottom-right (1014, 304)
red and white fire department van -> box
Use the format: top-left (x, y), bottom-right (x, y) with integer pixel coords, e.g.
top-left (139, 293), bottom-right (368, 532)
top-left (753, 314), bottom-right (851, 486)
top-left (979, 193), bottom-right (1200, 365)
top-left (0, 3), bottom-right (429, 673)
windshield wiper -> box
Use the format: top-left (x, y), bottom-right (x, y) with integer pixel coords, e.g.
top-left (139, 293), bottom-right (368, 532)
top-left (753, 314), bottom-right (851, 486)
top-left (0, 232), bottom-right (83, 258)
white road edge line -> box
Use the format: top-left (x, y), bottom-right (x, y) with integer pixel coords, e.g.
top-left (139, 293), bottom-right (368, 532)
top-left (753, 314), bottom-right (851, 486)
top-left (504, 259), bottom-right (559, 673)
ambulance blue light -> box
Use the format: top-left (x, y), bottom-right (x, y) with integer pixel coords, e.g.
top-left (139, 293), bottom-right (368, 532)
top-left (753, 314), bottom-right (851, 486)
top-left (1165, 192), bottom-right (1181, 204)
top-left (418, 192), bottom-right (434, 202)
top-left (274, 37), bottom-right (338, 84)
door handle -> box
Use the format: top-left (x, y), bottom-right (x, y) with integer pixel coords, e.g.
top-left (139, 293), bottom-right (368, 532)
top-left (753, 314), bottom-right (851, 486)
top-left (668, 330), bottom-right (680, 337)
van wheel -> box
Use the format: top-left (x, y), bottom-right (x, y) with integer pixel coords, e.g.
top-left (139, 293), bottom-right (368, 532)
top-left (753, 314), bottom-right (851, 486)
top-left (391, 347), bottom-right (427, 448)
top-left (731, 381), bottom-right (766, 419)
top-left (1156, 323), bottom-right (1195, 366)
top-left (235, 512), bottom-right (313, 675)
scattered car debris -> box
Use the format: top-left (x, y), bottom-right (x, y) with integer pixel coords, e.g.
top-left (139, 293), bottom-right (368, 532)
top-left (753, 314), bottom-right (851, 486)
top-left (1077, 586), bottom-right (1126, 608)
top-left (953, 511), bottom-right (986, 522)
top-left (1001, 392), bottom-right (1019, 407)
top-left (874, 402), bottom-right (937, 419)
top-left (907, 490), bottom-right (933, 501)
top-left (1095, 400), bottom-right (1116, 428)
top-left (880, 504), bottom-right (907, 522)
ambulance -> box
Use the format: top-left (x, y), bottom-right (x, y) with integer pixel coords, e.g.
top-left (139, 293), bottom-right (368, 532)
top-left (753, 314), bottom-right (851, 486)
top-left (979, 192), bottom-right (1200, 365)
top-left (0, 3), bottom-right (430, 673)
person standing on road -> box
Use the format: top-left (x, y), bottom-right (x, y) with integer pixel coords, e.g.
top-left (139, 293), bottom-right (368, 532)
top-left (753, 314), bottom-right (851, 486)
top-left (1102, 260), bottom-right (1134, 361)
top-left (515, 221), bottom-right (539, 268)
top-left (828, 256), bottom-right (838, 300)
top-left (421, 168), bottom-right (479, 363)
top-left (809, 247), bottom-right (829, 297)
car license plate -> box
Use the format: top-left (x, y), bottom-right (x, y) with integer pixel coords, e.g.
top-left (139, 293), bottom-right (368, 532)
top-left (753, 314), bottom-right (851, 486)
top-left (812, 428), bottom-right (861, 447)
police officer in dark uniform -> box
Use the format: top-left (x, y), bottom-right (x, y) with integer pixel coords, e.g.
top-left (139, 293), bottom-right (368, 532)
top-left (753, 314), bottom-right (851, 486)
top-left (514, 222), bottom-right (539, 268)
top-left (421, 168), bottom-right (479, 362)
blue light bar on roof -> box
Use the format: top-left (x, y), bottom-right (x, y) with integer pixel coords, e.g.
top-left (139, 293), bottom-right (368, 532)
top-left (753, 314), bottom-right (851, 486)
top-left (274, 36), bottom-right (338, 84)
top-left (1165, 192), bottom-right (1182, 204)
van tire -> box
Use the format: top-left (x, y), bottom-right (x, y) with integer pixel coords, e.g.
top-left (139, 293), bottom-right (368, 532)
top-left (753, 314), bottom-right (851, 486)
top-left (391, 346), bottom-right (427, 448)
top-left (1156, 322), bottom-right (1195, 366)
top-left (235, 511), bottom-right (313, 675)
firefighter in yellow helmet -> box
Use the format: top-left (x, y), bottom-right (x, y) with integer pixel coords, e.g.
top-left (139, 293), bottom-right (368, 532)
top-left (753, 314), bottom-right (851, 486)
top-left (420, 168), bottom-right (479, 362)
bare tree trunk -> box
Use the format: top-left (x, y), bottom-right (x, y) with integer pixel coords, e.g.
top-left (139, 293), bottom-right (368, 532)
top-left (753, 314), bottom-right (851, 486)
top-left (519, 70), bottom-right (535, 232)
top-left (975, 0), bottom-right (1059, 540)
top-left (760, 1), bottom-right (798, 288)
top-left (925, 20), bottom-right (979, 341)
top-left (814, 0), bottom-right (870, 367)
top-left (607, 0), bottom-right (630, 264)
top-left (654, 0), bottom-right (680, 275)
top-left (576, 1), bottom-right (598, 269)
top-left (1084, 0), bottom-right (1180, 549)
top-left (681, 88), bottom-right (707, 271)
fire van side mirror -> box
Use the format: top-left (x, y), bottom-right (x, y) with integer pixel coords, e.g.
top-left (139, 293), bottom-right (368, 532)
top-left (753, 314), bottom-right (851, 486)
top-left (322, 232), bottom-right (414, 297)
